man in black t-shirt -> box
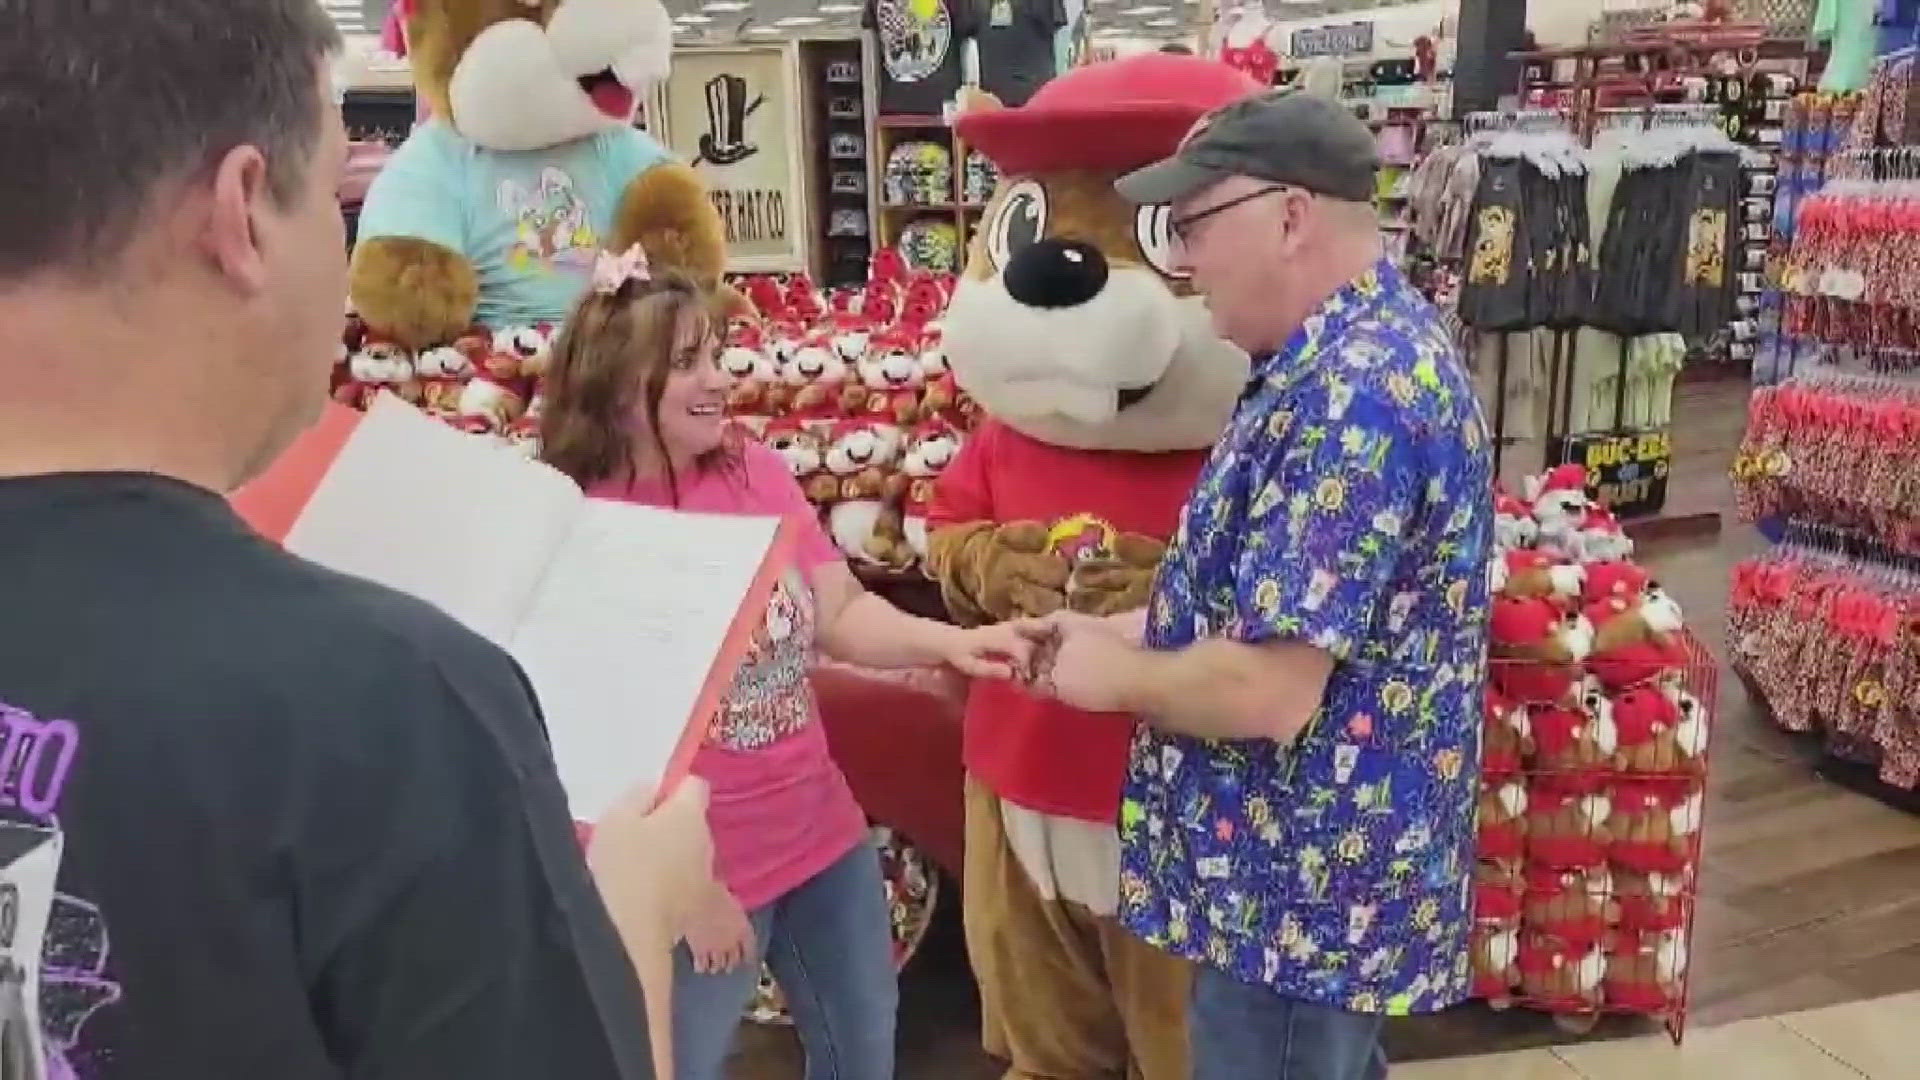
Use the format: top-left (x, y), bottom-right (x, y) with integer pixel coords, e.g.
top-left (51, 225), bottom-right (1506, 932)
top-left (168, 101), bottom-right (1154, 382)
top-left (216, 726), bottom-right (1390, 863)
top-left (0, 2), bottom-right (709, 1077)
top-left (974, 0), bottom-right (1066, 107)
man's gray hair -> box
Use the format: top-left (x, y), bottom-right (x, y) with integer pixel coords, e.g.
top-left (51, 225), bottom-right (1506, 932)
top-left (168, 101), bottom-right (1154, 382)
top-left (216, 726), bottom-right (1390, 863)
top-left (0, 0), bottom-right (343, 280)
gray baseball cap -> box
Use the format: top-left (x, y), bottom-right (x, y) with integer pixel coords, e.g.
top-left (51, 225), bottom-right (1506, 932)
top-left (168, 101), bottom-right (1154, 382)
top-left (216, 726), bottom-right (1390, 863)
top-left (1116, 89), bottom-right (1380, 206)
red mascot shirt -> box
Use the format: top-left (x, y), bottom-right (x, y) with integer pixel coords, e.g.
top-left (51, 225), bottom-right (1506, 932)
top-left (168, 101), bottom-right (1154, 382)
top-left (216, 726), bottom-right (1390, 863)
top-left (929, 418), bottom-right (1206, 822)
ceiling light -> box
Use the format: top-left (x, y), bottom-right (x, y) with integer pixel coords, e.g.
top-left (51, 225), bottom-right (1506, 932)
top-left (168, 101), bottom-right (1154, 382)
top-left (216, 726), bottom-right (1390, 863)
top-left (744, 25), bottom-right (781, 34)
top-left (701, 1), bottom-right (748, 9)
top-left (1121, 4), bottom-right (1169, 13)
top-left (1145, 17), bottom-right (1177, 26)
top-left (674, 12), bottom-right (712, 23)
top-left (775, 15), bottom-right (823, 25)
top-left (817, 2), bottom-right (861, 10)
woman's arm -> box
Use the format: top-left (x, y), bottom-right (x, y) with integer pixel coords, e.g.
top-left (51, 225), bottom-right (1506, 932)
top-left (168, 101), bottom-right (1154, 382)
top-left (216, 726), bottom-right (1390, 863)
top-left (808, 560), bottom-right (1029, 678)
top-left (810, 560), bottom-right (965, 668)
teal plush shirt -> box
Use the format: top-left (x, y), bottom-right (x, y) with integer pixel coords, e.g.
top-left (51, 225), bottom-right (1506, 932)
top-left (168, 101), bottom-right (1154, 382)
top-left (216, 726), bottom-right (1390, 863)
top-left (355, 121), bottom-right (671, 329)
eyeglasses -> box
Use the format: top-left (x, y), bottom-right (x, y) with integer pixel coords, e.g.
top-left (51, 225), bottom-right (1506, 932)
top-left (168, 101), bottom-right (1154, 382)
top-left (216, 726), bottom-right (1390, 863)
top-left (1168, 185), bottom-right (1294, 243)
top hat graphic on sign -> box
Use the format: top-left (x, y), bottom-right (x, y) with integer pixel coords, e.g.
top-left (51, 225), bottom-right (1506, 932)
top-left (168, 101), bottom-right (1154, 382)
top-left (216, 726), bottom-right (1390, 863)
top-left (697, 73), bottom-right (765, 167)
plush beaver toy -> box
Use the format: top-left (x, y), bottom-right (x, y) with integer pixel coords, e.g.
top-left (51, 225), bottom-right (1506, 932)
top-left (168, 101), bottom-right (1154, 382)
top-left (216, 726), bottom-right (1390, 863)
top-left (350, 0), bottom-right (736, 352)
top-left (924, 55), bottom-right (1257, 1080)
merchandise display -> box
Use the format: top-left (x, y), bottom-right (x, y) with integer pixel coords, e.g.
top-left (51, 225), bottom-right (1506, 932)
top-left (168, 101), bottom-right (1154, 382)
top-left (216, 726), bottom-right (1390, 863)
top-left (1414, 106), bottom-right (1740, 506)
top-left (1731, 35), bottom-right (1920, 807)
top-left (1731, 374), bottom-right (1920, 789)
top-left (812, 43), bottom-right (878, 288)
top-left (1755, 91), bottom-right (1858, 384)
top-left (723, 254), bottom-right (975, 571)
top-left (864, 0), bottom-right (982, 115)
top-left (1477, 464), bottom-right (1715, 1040)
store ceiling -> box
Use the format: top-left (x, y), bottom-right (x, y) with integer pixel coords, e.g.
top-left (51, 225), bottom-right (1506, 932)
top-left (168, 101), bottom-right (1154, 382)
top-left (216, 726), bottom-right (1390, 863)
top-left (656, 0), bottom-right (1427, 44)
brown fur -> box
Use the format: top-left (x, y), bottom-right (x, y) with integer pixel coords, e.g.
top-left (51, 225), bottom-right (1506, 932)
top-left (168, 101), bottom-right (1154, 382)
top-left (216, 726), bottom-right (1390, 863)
top-left (609, 162), bottom-right (740, 318)
top-left (407, 0), bottom-right (563, 122)
top-left (965, 171), bottom-right (1197, 299)
top-left (348, 238), bottom-right (480, 350)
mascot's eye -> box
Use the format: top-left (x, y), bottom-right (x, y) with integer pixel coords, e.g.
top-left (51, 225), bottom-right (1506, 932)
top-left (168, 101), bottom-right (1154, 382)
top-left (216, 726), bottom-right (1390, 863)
top-left (985, 180), bottom-right (1049, 268)
top-left (1133, 204), bottom-right (1189, 279)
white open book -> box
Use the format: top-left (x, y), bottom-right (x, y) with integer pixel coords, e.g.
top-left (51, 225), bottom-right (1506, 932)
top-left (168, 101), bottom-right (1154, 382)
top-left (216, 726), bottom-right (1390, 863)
top-left (282, 394), bottom-right (793, 823)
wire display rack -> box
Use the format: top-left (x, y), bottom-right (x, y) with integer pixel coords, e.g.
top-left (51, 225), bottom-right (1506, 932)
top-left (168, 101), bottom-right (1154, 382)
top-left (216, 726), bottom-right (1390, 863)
top-left (1479, 495), bottom-right (1718, 1044)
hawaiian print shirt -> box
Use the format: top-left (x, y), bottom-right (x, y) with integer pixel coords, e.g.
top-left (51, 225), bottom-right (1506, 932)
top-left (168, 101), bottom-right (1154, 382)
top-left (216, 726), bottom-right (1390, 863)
top-left (1119, 260), bottom-right (1493, 1014)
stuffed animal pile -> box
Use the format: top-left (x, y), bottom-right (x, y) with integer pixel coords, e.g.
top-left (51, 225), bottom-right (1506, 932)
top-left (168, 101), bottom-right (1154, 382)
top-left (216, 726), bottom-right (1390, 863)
top-left (335, 308), bottom-right (556, 456)
top-left (334, 245), bottom-right (979, 576)
top-left (1475, 463), bottom-right (1709, 1025)
top-left (721, 250), bottom-right (981, 570)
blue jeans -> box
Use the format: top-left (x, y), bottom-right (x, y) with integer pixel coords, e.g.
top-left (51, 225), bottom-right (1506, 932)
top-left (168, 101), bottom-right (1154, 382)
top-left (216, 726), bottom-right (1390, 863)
top-left (671, 841), bottom-right (898, 1080)
top-left (1191, 965), bottom-right (1390, 1080)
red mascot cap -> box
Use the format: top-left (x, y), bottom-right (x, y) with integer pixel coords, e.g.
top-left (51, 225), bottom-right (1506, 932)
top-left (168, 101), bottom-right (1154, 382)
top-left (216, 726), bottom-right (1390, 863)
top-left (955, 53), bottom-right (1263, 176)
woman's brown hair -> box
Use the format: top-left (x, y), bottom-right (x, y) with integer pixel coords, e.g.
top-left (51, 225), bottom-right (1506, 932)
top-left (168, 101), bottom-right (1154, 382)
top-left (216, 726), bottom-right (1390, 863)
top-left (539, 268), bottom-right (735, 504)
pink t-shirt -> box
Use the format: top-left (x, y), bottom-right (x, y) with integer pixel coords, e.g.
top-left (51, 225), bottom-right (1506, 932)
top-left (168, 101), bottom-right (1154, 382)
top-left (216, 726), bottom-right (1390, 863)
top-left (588, 443), bottom-right (868, 910)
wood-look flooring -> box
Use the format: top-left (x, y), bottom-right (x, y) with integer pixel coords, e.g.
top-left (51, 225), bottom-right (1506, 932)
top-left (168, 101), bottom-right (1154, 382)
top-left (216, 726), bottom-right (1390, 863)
top-left (731, 379), bottom-right (1920, 1076)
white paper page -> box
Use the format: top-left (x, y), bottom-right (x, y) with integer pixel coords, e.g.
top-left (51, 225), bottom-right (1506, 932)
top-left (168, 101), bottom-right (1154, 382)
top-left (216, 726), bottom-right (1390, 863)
top-left (509, 499), bottom-right (780, 822)
top-left (285, 395), bottom-right (583, 645)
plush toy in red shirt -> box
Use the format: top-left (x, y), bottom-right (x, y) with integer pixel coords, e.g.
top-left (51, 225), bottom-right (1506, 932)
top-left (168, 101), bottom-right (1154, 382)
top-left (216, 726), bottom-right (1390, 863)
top-left (921, 54), bottom-right (1258, 1080)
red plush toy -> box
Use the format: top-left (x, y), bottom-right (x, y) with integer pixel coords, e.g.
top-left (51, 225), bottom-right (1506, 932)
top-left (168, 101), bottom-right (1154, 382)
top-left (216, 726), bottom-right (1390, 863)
top-left (1517, 933), bottom-right (1606, 1012)
top-left (1524, 464), bottom-right (1592, 553)
top-left (1525, 785), bottom-right (1612, 868)
top-left (846, 328), bottom-right (927, 427)
top-left (1523, 863), bottom-right (1616, 949)
top-left (1581, 559), bottom-right (1652, 606)
top-left (787, 332), bottom-right (853, 430)
top-left (1529, 685), bottom-right (1617, 791)
top-left (1477, 776), bottom-right (1528, 861)
top-left (898, 419), bottom-right (963, 562)
top-left (1490, 594), bottom-right (1595, 704)
top-left (1494, 490), bottom-right (1541, 550)
top-left (1603, 928), bottom-right (1689, 1015)
top-left (1585, 587), bottom-right (1688, 689)
top-left (1607, 778), bottom-right (1702, 874)
top-left (1471, 919), bottom-right (1523, 1005)
top-left (1482, 686), bottom-right (1533, 777)
top-left (1614, 867), bottom-right (1690, 932)
top-left (1496, 548), bottom-right (1585, 608)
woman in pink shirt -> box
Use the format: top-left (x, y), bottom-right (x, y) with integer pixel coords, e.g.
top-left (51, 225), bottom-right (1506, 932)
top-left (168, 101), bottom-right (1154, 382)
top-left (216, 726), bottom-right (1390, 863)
top-left (540, 251), bottom-right (1030, 1080)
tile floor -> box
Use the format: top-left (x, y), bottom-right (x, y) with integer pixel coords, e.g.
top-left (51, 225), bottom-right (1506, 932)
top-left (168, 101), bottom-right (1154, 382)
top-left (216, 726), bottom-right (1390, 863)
top-left (1394, 990), bottom-right (1917, 1078)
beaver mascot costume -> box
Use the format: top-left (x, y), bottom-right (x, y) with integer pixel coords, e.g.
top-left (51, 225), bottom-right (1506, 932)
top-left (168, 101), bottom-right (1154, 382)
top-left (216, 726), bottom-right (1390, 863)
top-left (349, 0), bottom-right (737, 353)
top-left (925, 54), bottom-right (1259, 1079)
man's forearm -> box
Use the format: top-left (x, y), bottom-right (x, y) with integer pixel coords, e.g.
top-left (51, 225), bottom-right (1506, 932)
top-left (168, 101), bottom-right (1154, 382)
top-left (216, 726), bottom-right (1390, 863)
top-left (1117, 638), bottom-right (1322, 742)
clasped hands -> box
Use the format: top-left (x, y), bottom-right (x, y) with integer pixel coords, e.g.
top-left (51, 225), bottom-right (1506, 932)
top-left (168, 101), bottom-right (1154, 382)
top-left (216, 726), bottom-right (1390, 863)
top-left (955, 607), bottom-right (1148, 713)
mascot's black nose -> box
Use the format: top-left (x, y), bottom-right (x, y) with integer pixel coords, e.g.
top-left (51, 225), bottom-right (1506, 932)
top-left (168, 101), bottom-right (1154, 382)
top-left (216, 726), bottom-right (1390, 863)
top-left (1003, 240), bottom-right (1109, 310)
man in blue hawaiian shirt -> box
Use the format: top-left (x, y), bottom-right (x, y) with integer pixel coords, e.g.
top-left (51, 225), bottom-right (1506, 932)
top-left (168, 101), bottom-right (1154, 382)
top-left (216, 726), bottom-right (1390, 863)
top-left (1024, 90), bottom-right (1494, 1079)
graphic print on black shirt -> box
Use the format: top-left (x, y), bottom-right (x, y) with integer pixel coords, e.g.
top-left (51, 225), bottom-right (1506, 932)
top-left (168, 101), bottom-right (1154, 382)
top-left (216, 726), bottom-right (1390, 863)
top-left (0, 473), bottom-right (655, 1080)
top-left (865, 0), bottom-right (982, 115)
top-left (0, 712), bottom-right (101, 1080)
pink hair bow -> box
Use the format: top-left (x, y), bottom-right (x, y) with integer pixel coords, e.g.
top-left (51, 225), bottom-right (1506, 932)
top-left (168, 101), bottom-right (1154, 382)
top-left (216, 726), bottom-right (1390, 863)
top-left (591, 244), bottom-right (652, 295)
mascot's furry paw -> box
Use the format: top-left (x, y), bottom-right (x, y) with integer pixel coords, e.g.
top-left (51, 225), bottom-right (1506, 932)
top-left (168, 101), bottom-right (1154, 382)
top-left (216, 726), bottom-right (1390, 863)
top-left (926, 520), bottom-right (1069, 624)
top-left (348, 237), bottom-right (480, 350)
top-left (1068, 532), bottom-right (1166, 616)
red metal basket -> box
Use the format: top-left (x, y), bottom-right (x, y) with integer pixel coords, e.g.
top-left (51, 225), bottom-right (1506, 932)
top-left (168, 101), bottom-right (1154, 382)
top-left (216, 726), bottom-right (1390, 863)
top-left (1475, 629), bottom-right (1717, 1043)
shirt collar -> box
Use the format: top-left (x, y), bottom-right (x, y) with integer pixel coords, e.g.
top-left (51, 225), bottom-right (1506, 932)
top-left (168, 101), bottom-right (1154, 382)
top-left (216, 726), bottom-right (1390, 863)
top-left (1248, 258), bottom-right (1407, 388)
